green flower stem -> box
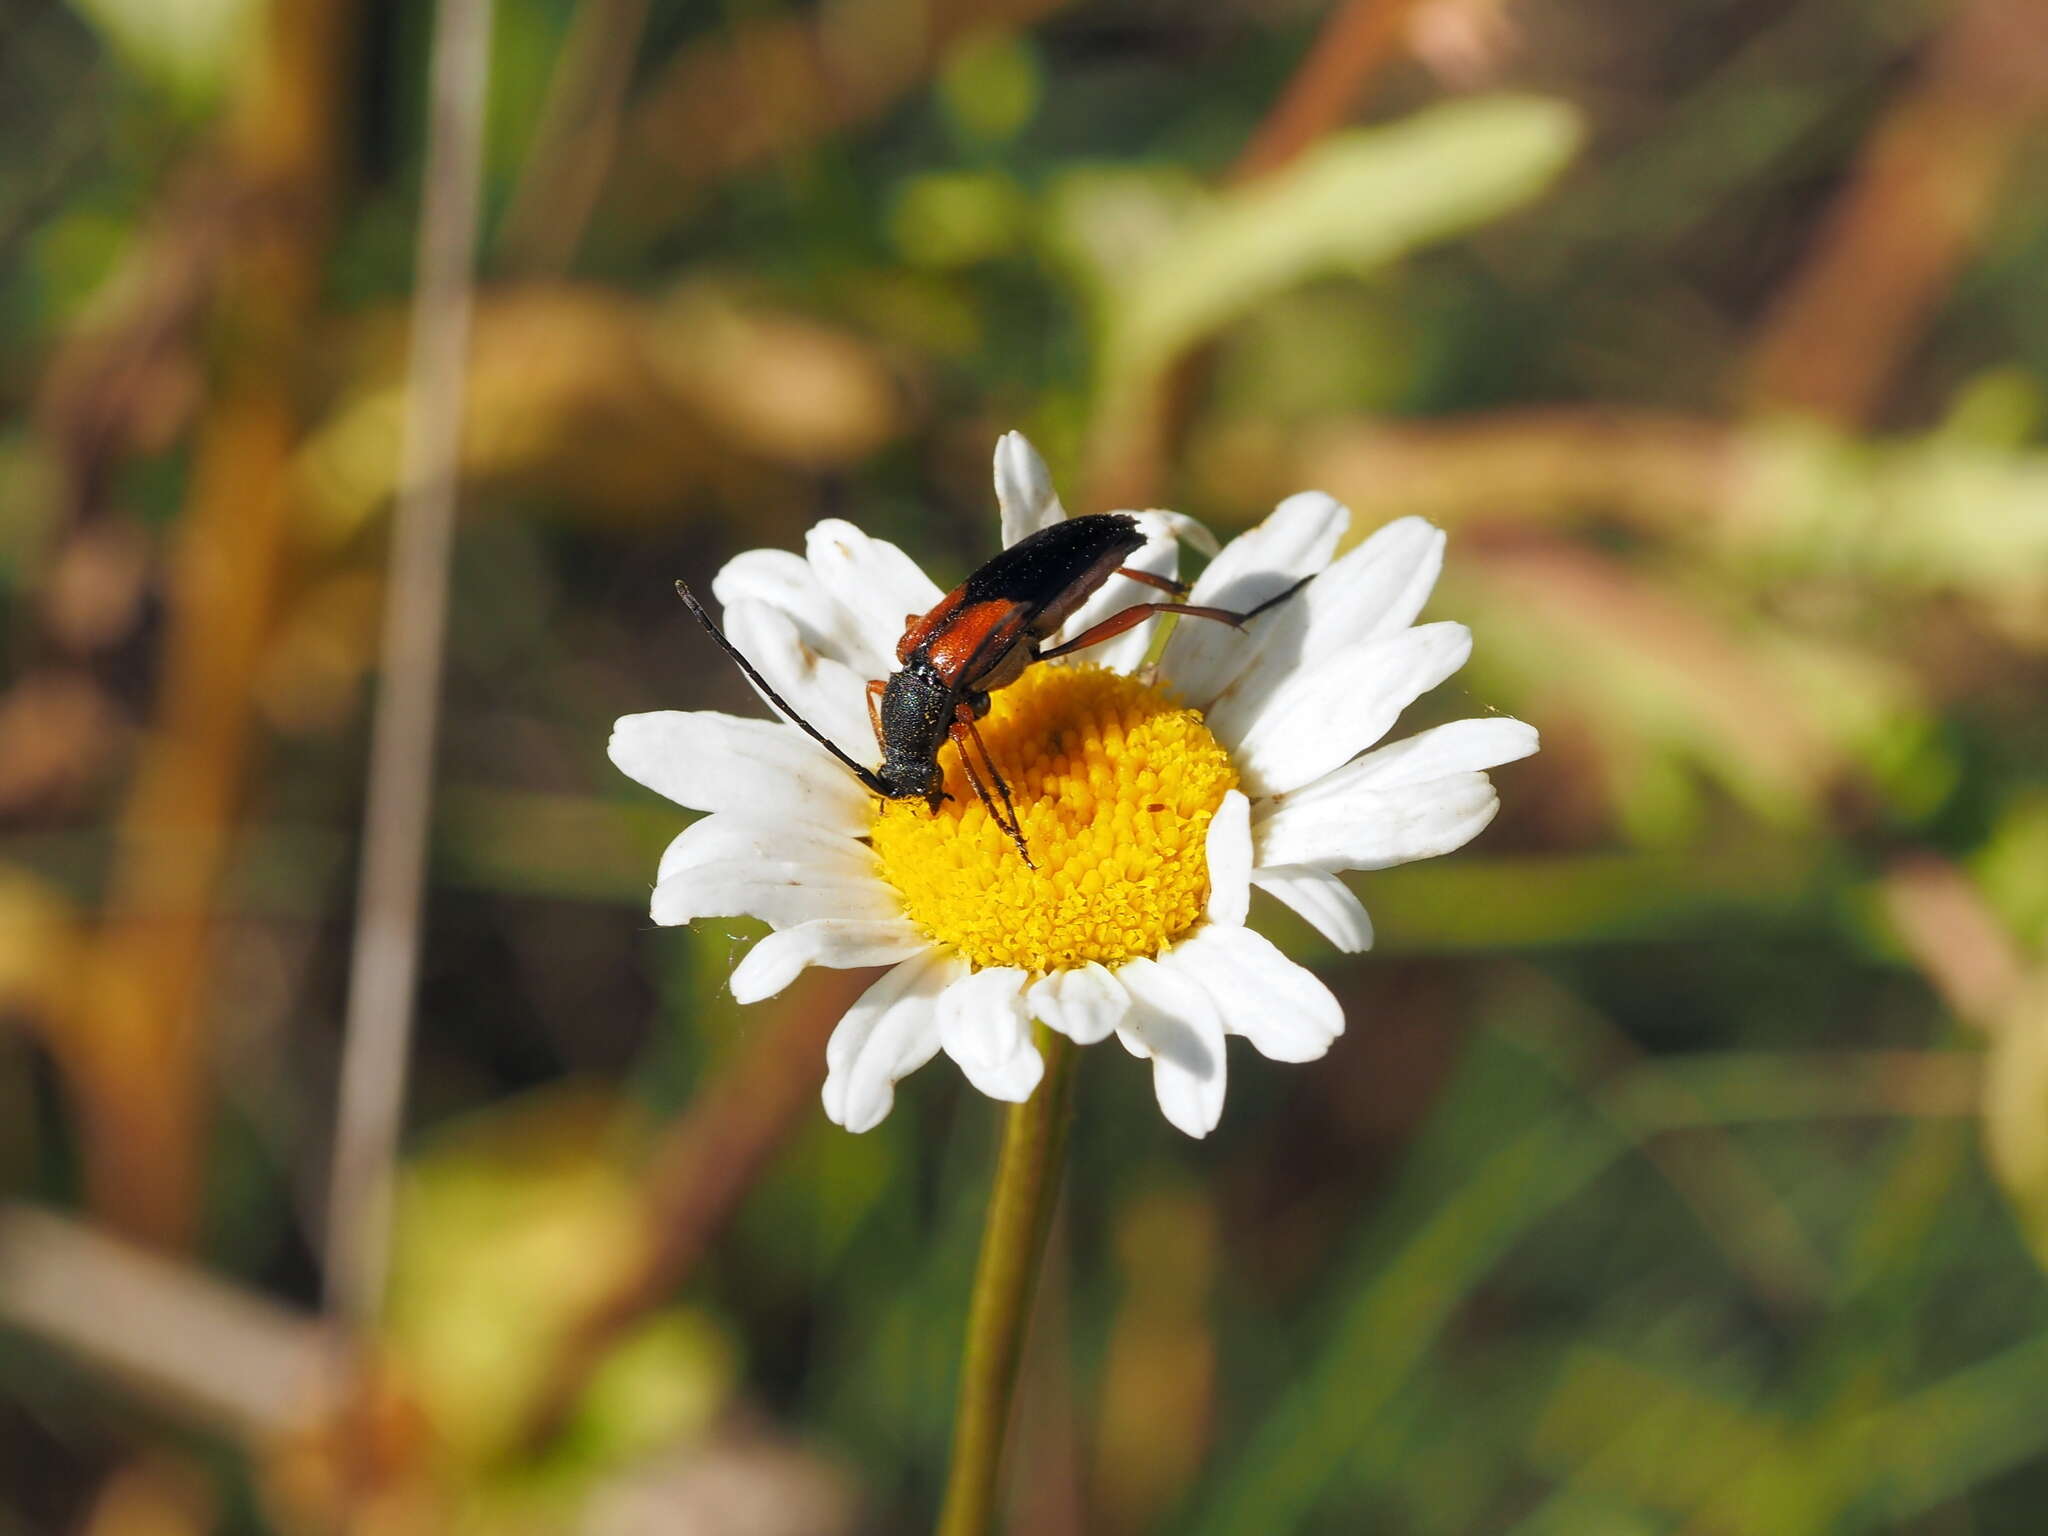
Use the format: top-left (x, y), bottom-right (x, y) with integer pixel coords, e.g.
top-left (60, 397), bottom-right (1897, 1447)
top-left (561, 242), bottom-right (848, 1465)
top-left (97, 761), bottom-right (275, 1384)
top-left (936, 1025), bottom-right (1078, 1536)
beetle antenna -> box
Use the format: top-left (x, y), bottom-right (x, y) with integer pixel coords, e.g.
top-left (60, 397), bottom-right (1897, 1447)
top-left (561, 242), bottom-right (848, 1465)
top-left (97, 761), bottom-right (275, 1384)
top-left (1241, 571), bottom-right (1316, 622)
top-left (676, 582), bottom-right (892, 797)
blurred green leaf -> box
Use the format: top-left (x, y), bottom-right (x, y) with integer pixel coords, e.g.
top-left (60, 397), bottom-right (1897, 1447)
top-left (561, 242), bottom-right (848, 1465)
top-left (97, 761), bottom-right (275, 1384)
top-left (560, 1310), bottom-right (734, 1470)
top-left (1194, 1021), bottom-right (1982, 1535)
top-left (1977, 794), bottom-right (2048, 954)
top-left (65, 0), bottom-right (257, 105)
top-left (386, 1087), bottom-right (737, 1472)
top-left (1528, 1350), bottom-right (1782, 1524)
top-left (1357, 843), bottom-right (1830, 952)
top-left (1743, 419), bottom-right (2048, 646)
top-left (1054, 95), bottom-right (1583, 396)
top-left (1936, 368), bottom-right (2046, 449)
top-left (889, 171), bottom-right (1030, 271)
top-left (1984, 980), bottom-right (2048, 1275)
top-left (936, 30), bottom-right (1041, 147)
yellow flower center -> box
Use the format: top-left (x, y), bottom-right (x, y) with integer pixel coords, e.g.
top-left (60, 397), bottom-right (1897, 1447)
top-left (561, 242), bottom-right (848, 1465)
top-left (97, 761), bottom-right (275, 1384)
top-left (871, 664), bottom-right (1237, 971)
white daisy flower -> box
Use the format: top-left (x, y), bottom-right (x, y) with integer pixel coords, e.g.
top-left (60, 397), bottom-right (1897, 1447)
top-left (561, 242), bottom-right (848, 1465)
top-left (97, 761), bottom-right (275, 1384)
top-left (609, 433), bottom-right (1535, 1137)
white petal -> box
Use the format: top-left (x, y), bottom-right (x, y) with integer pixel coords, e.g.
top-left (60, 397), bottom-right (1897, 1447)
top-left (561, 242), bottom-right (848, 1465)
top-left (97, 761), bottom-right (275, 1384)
top-left (823, 949), bottom-right (965, 1133)
top-left (730, 918), bottom-right (932, 1003)
top-left (805, 519), bottom-right (943, 676)
top-left (710, 548), bottom-right (867, 666)
top-left (1253, 772), bottom-right (1501, 871)
top-left (1288, 717), bottom-right (1538, 799)
top-left (1185, 492), bottom-right (1350, 610)
top-left (1227, 622), bottom-right (1473, 798)
top-left (1250, 717), bottom-right (1534, 845)
top-left (657, 813), bottom-right (877, 885)
top-left (1165, 926), bottom-right (1343, 1064)
top-left (712, 547), bottom-right (818, 613)
top-left (1333, 515), bottom-right (1445, 644)
top-left (1133, 508), bottom-right (1219, 558)
top-left (1204, 517), bottom-right (1445, 741)
top-left (938, 966), bottom-right (1043, 1102)
top-left (1116, 956), bottom-right (1229, 1138)
top-left (723, 599), bottom-right (880, 764)
top-left (1205, 789), bottom-right (1252, 927)
top-left (1162, 491), bottom-right (1349, 708)
top-left (1052, 521), bottom-right (1181, 674)
top-left (651, 856), bottom-right (903, 929)
top-left (1250, 865), bottom-right (1374, 952)
top-left (994, 432), bottom-right (1067, 546)
top-left (609, 711), bottom-right (871, 831)
top-left (1027, 963), bottom-right (1129, 1046)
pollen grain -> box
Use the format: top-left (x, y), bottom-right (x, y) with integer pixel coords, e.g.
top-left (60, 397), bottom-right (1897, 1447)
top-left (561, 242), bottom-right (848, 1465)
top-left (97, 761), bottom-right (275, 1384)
top-left (871, 664), bottom-right (1236, 971)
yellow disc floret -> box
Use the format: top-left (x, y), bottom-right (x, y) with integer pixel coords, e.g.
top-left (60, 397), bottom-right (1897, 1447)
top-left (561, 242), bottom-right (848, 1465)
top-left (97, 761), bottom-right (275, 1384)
top-left (871, 664), bottom-right (1237, 971)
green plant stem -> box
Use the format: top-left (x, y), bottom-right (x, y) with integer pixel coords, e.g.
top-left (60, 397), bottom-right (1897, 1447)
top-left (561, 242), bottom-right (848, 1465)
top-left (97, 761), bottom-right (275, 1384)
top-left (936, 1027), bottom-right (1078, 1536)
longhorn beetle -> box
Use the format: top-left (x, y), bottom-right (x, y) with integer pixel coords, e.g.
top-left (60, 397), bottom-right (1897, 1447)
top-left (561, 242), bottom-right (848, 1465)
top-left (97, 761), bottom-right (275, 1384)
top-left (678, 513), bottom-right (1310, 866)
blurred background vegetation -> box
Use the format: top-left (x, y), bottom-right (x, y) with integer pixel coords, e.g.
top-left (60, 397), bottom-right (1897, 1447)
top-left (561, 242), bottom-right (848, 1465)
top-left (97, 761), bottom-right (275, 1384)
top-left (3, 0), bottom-right (2048, 1531)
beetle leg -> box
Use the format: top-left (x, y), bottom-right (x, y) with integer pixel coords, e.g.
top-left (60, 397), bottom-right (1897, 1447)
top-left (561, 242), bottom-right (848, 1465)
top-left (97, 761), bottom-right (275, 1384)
top-left (956, 704), bottom-right (1024, 842)
top-left (950, 708), bottom-right (1034, 867)
top-left (1036, 601), bottom-right (1232, 659)
top-left (1038, 575), bottom-right (1316, 661)
top-left (1112, 566), bottom-right (1189, 597)
top-left (866, 678), bottom-right (888, 755)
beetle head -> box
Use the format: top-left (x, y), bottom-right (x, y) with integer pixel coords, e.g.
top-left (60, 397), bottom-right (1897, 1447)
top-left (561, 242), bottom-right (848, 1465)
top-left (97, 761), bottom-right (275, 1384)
top-left (877, 756), bottom-right (947, 811)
